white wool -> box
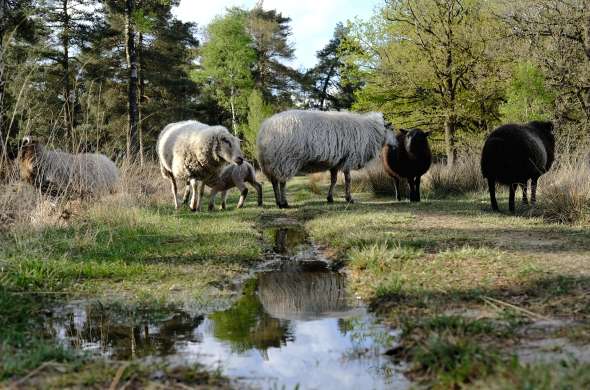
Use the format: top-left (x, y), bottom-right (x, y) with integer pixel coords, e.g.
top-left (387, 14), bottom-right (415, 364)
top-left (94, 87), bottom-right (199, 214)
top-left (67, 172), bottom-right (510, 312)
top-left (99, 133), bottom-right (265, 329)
top-left (157, 120), bottom-right (243, 182)
top-left (257, 110), bottom-right (396, 181)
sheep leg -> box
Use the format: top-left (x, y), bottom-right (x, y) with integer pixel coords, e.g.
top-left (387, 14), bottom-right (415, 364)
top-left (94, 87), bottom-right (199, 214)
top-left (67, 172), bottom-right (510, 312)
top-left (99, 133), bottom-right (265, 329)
top-left (521, 181), bottom-right (529, 205)
top-left (344, 170), bottom-right (354, 203)
top-left (181, 184), bottom-right (191, 205)
top-left (161, 165), bottom-right (179, 209)
top-left (196, 181), bottom-right (205, 211)
top-left (248, 179), bottom-right (263, 207)
top-left (236, 182), bottom-right (248, 209)
top-left (409, 178), bottom-right (417, 202)
top-left (394, 177), bottom-right (402, 201)
top-left (279, 181), bottom-right (289, 208)
top-left (414, 176), bottom-right (422, 202)
top-left (271, 178), bottom-right (281, 207)
top-left (208, 188), bottom-right (218, 211)
top-left (327, 168), bottom-right (338, 203)
top-left (189, 178), bottom-right (199, 211)
top-left (169, 178), bottom-right (179, 210)
top-left (531, 177), bottom-right (538, 204)
top-left (488, 178), bottom-right (499, 211)
top-left (221, 191), bottom-right (228, 210)
top-left (509, 183), bottom-right (517, 213)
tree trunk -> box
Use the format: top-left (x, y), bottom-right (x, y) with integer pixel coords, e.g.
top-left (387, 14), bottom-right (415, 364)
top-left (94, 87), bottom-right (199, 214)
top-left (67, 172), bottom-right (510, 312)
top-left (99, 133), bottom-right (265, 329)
top-left (138, 29), bottom-right (145, 166)
top-left (125, 0), bottom-right (139, 160)
top-left (444, 114), bottom-right (457, 166)
top-left (0, 1), bottom-right (8, 176)
top-left (62, 0), bottom-right (73, 148)
top-left (230, 85), bottom-right (236, 134)
top-left (444, 9), bottom-right (457, 166)
top-left (319, 63), bottom-right (336, 111)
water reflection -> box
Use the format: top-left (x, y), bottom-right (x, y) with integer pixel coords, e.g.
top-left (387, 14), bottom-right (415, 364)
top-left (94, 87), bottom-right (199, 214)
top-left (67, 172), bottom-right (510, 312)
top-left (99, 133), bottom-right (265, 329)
top-left (46, 303), bottom-right (203, 360)
top-left (45, 221), bottom-right (409, 389)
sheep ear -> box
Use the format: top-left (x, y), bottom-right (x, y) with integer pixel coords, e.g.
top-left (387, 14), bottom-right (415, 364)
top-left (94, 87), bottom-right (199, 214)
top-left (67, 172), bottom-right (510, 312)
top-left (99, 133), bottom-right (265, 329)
top-left (399, 129), bottom-right (408, 135)
top-left (22, 136), bottom-right (33, 145)
top-left (424, 131), bottom-right (431, 137)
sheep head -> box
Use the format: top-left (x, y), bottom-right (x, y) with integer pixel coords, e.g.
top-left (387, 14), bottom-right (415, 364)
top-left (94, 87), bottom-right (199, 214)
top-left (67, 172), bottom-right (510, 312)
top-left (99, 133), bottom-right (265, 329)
top-left (215, 132), bottom-right (244, 165)
top-left (400, 129), bottom-right (430, 155)
top-left (18, 136), bottom-right (41, 184)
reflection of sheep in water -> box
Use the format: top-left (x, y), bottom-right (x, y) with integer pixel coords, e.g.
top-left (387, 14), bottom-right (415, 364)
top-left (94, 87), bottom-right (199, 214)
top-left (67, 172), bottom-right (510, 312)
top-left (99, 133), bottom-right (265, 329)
top-left (257, 110), bottom-right (397, 208)
top-left (481, 121), bottom-right (555, 213)
top-left (157, 120), bottom-right (244, 211)
top-left (257, 270), bottom-right (350, 320)
top-left (18, 137), bottom-right (119, 197)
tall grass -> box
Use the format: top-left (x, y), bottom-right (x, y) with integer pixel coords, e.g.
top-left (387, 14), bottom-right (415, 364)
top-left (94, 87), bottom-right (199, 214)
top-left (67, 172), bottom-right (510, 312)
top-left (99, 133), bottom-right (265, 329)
top-left (423, 153), bottom-right (487, 198)
top-left (538, 152), bottom-right (590, 224)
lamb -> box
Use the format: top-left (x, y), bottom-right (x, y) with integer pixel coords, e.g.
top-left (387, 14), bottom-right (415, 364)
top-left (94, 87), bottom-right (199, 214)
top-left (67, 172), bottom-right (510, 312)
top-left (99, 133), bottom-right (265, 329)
top-left (206, 161), bottom-right (263, 211)
top-left (18, 136), bottom-right (119, 197)
top-left (157, 120), bottom-right (244, 211)
top-left (382, 129), bottom-right (432, 202)
top-left (257, 110), bottom-right (397, 208)
top-left (481, 121), bottom-right (555, 213)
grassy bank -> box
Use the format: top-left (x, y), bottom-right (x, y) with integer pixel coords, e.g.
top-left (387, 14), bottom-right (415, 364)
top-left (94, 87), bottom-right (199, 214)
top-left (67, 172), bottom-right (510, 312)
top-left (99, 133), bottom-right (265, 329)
top-left (293, 177), bottom-right (590, 387)
top-left (1, 171), bottom-right (589, 387)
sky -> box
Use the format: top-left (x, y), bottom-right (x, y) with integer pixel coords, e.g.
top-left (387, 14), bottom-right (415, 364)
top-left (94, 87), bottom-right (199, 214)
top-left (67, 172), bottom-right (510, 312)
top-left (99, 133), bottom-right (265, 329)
top-left (172, 0), bottom-right (381, 70)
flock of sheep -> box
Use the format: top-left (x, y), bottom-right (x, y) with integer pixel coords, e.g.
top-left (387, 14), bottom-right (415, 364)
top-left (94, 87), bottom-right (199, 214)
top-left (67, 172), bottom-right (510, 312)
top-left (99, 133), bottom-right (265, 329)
top-left (17, 110), bottom-right (555, 214)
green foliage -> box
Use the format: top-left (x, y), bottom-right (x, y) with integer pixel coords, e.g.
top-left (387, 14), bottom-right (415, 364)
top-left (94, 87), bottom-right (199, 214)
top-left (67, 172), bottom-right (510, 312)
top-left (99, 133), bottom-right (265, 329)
top-left (343, 0), bottom-right (505, 161)
top-left (500, 62), bottom-right (554, 123)
top-left (244, 89), bottom-right (273, 160)
top-left (196, 9), bottom-right (256, 133)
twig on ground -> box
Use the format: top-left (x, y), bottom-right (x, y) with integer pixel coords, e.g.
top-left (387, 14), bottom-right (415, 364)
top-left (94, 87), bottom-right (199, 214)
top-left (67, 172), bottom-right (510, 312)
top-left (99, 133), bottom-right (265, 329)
top-left (109, 362), bottom-right (130, 390)
top-left (482, 296), bottom-right (550, 320)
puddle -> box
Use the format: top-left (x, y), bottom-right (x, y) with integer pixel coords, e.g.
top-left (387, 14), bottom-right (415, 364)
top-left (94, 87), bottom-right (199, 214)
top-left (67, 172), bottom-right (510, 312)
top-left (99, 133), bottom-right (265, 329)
top-left (44, 219), bottom-right (409, 389)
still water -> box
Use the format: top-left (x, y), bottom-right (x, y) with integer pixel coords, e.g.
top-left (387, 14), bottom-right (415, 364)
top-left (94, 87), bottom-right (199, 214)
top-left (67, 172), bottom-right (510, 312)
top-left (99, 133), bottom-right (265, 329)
top-left (45, 223), bottom-right (409, 389)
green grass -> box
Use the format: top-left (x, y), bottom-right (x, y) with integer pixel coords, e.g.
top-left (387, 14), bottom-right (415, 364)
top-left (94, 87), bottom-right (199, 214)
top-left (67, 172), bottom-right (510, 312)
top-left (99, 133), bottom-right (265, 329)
top-left (1, 174), bottom-right (589, 387)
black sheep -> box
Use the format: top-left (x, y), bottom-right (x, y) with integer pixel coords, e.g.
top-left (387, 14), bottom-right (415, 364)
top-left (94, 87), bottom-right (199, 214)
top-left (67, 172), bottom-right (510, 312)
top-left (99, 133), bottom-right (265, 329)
top-left (382, 129), bottom-right (432, 202)
top-left (481, 121), bottom-right (555, 213)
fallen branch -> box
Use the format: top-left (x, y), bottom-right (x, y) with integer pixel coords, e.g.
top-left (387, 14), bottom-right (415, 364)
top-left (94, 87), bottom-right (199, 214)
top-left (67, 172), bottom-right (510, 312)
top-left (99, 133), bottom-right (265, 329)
top-left (482, 296), bottom-right (551, 320)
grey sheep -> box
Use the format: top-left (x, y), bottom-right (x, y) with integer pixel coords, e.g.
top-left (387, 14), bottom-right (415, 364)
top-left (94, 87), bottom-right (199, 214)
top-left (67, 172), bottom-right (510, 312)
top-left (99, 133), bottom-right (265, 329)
top-left (157, 120), bottom-right (244, 211)
top-left (481, 121), bottom-right (555, 213)
top-left (18, 136), bottom-right (119, 197)
top-left (205, 161), bottom-right (263, 211)
top-left (257, 110), bottom-right (397, 208)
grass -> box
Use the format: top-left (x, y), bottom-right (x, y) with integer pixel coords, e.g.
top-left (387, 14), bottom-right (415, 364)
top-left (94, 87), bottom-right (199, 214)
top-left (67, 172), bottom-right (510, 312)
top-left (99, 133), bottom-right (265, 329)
top-left (1, 165), bottom-right (589, 387)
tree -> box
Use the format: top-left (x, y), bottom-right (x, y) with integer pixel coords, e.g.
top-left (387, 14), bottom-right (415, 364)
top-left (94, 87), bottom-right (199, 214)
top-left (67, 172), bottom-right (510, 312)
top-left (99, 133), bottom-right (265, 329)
top-left (0, 0), bottom-right (38, 175)
top-left (247, 3), bottom-right (298, 105)
top-left (244, 89), bottom-right (273, 160)
top-left (502, 0), bottom-right (590, 137)
top-left (305, 23), bottom-right (362, 110)
top-left (42, 0), bottom-right (97, 147)
top-left (197, 9), bottom-right (256, 134)
top-left (125, 0), bottom-right (139, 160)
top-left (500, 62), bottom-right (554, 123)
top-left (347, 0), bottom-right (503, 164)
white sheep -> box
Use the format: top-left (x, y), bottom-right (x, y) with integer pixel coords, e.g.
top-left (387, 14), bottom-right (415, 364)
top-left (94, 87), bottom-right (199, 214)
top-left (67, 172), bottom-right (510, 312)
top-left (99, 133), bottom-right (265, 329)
top-left (257, 110), bottom-right (397, 208)
top-left (157, 120), bottom-right (244, 211)
top-left (18, 137), bottom-right (119, 197)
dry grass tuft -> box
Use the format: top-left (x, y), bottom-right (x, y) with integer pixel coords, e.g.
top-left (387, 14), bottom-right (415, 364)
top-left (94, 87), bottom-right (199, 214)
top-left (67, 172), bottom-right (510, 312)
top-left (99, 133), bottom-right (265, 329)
top-left (308, 158), bottom-right (399, 196)
top-left (539, 153), bottom-right (590, 224)
top-left (423, 153), bottom-right (487, 198)
top-left (0, 160), bottom-right (171, 232)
